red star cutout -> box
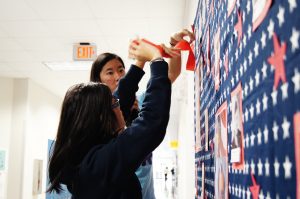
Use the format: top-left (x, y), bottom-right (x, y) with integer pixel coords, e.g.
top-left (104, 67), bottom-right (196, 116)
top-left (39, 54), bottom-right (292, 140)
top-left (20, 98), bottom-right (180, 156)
top-left (267, 33), bottom-right (287, 90)
top-left (249, 173), bottom-right (260, 199)
top-left (234, 10), bottom-right (243, 46)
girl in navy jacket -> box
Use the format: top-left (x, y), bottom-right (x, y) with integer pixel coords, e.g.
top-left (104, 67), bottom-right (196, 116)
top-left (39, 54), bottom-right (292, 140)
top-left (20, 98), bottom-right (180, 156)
top-left (47, 39), bottom-right (177, 198)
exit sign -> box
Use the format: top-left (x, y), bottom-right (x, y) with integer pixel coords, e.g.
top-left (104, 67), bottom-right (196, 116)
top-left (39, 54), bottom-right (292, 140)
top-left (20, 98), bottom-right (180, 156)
top-left (73, 43), bottom-right (97, 61)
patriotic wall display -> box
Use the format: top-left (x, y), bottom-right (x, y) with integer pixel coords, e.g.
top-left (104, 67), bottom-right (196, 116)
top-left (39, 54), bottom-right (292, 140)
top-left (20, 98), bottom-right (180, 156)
top-left (193, 0), bottom-right (300, 198)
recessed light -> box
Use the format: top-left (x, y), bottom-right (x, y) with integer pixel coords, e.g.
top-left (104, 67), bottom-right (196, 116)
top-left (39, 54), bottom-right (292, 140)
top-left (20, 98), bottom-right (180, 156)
top-left (43, 61), bottom-right (93, 71)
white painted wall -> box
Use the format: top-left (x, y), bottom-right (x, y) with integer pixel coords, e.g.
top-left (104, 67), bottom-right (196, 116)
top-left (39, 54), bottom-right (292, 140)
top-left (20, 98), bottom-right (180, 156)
top-left (175, 0), bottom-right (199, 198)
top-left (22, 80), bottom-right (61, 199)
top-left (0, 77), bottom-right (61, 199)
top-left (7, 79), bottom-right (28, 199)
top-left (0, 78), bottom-right (13, 150)
top-left (0, 77), bottom-right (14, 199)
top-left (176, 71), bottom-right (196, 199)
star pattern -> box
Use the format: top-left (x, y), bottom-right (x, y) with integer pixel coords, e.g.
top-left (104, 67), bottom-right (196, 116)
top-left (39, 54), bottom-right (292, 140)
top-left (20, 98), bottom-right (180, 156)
top-left (290, 27), bottom-right (300, 52)
top-left (257, 128), bottom-right (262, 144)
top-left (250, 132), bottom-right (255, 146)
top-left (257, 159), bottom-right (263, 175)
top-left (254, 42), bottom-right (259, 57)
top-left (261, 31), bottom-right (267, 49)
top-left (249, 77), bottom-right (254, 92)
top-left (246, 0), bottom-right (251, 13)
top-left (263, 125), bottom-right (269, 143)
top-left (251, 159), bottom-right (256, 174)
top-left (288, 0), bottom-right (297, 13)
top-left (273, 121), bottom-right (279, 141)
top-left (259, 190), bottom-right (264, 199)
top-left (274, 158), bottom-right (280, 177)
top-left (271, 89), bottom-right (278, 105)
top-left (262, 62), bottom-right (268, 79)
top-left (265, 158), bottom-right (270, 176)
top-left (262, 93), bottom-right (268, 111)
top-left (248, 51), bottom-right (253, 65)
top-left (266, 192), bottom-right (271, 199)
top-left (283, 156), bottom-right (292, 178)
top-left (267, 20), bottom-right (274, 39)
top-left (248, 25), bottom-right (252, 39)
top-left (292, 68), bottom-right (300, 93)
top-left (281, 117), bottom-right (290, 139)
top-left (277, 6), bottom-right (285, 27)
top-left (255, 70), bottom-right (260, 86)
top-left (256, 99), bottom-right (261, 115)
top-left (281, 82), bottom-right (289, 100)
top-left (250, 104), bottom-right (255, 119)
top-left (235, 10), bottom-right (243, 46)
top-left (194, 0), bottom-right (299, 197)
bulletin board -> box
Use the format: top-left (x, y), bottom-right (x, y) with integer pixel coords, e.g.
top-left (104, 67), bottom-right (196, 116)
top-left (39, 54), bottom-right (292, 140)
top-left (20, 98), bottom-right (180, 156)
top-left (193, 0), bottom-right (300, 198)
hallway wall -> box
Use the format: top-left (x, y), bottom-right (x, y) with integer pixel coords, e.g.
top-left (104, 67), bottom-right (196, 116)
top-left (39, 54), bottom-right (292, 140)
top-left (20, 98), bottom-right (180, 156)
top-left (0, 77), bottom-right (61, 199)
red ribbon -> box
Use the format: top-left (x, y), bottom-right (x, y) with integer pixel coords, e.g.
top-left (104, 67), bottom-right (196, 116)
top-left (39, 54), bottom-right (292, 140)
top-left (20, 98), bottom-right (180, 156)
top-left (140, 39), bottom-right (195, 71)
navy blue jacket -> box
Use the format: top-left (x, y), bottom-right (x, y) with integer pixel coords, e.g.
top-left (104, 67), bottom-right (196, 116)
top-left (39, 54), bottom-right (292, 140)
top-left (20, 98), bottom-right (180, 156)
top-left (65, 61), bottom-right (171, 199)
top-left (114, 64), bottom-right (145, 124)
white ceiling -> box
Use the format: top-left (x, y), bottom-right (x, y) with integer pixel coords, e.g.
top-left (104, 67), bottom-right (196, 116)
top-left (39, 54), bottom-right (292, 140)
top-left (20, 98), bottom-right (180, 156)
top-left (0, 0), bottom-right (188, 98)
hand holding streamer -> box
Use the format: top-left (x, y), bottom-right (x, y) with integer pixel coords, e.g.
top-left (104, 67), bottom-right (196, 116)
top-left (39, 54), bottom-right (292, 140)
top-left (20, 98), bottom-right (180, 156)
top-left (140, 39), bottom-right (195, 71)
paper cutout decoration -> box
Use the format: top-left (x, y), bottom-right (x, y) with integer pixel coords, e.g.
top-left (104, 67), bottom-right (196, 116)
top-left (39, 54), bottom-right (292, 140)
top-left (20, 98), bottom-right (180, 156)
top-left (249, 173), bottom-right (260, 199)
top-left (234, 10), bottom-right (243, 46)
top-left (141, 39), bottom-right (195, 71)
top-left (252, 0), bottom-right (273, 31)
top-left (214, 27), bottom-right (221, 90)
top-left (224, 49), bottom-right (229, 77)
top-left (267, 33), bottom-right (287, 90)
top-left (206, 27), bottom-right (211, 75)
top-left (201, 162), bottom-right (206, 199)
top-left (228, 0), bottom-right (237, 16)
top-left (205, 109), bottom-right (209, 151)
top-left (230, 83), bottom-right (245, 169)
top-left (215, 102), bottom-right (228, 199)
top-left (294, 113), bottom-right (300, 199)
top-left (195, 65), bottom-right (202, 152)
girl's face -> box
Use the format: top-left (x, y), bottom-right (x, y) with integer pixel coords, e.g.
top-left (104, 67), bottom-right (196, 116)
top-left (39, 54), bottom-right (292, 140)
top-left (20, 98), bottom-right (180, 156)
top-left (100, 59), bottom-right (125, 92)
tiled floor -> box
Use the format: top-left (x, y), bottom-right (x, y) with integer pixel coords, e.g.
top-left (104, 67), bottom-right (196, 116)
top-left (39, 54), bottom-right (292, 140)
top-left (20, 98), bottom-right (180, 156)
top-left (154, 176), bottom-right (178, 199)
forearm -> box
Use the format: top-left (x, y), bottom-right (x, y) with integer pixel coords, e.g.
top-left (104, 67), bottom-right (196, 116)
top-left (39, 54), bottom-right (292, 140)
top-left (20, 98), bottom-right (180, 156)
top-left (168, 56), bottom-right (181, 83)
top-left (115, 60), bottom-right (171, 171)
top-left (114, 65), bottom-right (144, 121)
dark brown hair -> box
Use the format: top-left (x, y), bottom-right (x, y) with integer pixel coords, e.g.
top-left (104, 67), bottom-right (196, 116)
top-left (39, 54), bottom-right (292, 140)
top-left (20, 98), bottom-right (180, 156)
top-left (47, 82), bottom-right (118, 193)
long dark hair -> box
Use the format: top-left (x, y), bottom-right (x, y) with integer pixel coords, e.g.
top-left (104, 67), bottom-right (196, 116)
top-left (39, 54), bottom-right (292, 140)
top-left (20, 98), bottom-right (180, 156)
top-left (90, 52), bottom-right (125, 82)
top-left (47, 82), bottom-right (117, 193)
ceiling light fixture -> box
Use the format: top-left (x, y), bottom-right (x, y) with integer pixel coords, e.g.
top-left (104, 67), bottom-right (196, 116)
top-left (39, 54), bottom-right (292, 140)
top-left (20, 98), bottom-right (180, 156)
top-left (43, 61), bottom-right (93, 71)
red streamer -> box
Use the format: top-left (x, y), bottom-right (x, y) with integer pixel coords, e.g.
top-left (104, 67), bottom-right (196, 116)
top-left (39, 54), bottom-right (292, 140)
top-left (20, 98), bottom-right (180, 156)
top-left (140, 39), bottom-right (195, 71)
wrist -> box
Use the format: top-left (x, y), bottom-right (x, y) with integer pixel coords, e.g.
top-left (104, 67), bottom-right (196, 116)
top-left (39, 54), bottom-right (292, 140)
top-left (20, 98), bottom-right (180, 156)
top-left (135, 60), bottom-right (145, 69)
top-left (149, 57), bottom-right (164, 65)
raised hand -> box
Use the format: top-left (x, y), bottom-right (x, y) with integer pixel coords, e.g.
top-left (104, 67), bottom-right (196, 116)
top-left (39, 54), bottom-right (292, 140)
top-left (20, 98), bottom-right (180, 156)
top-left (128, 39), bottom-right (162, 62)
top-left (169, 28), bottom-right (195, 46)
